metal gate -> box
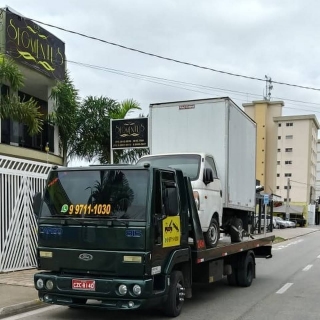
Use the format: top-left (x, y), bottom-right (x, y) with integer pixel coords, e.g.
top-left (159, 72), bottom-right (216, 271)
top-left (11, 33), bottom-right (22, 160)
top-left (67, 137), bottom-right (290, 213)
top-left (0, 155), bottom-right (51, 272)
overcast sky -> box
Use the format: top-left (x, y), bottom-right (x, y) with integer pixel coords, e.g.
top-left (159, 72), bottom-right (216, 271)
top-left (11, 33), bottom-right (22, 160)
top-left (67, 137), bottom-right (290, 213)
top-left (5, 1), bottom-right (320, 166)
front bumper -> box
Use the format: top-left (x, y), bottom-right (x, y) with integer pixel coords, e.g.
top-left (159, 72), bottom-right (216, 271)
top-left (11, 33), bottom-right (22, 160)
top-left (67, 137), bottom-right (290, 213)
top-left (34, 272), bottom-right (167, 310)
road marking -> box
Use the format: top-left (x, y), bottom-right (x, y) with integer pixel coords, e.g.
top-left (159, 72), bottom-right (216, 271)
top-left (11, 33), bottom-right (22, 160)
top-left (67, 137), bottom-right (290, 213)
top-left (276, 282), bottom-right (293, 294)
top-left (302, 264), bottom-right (313, 271)
top-left (317, 255), bottom-right (320, 259)
top-left (2, 305), bottom-right (61, 320)
top-left (273, 239), bottom-right (303, 251)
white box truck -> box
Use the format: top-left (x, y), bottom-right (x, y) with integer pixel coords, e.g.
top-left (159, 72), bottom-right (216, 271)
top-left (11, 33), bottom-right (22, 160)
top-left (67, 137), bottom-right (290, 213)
top-left (136, 97), bottom-right (256, 247)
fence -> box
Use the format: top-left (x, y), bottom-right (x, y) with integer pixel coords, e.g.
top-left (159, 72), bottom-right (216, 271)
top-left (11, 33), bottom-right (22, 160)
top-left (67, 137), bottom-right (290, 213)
top-left (0, 155), bottom-right (51, 272)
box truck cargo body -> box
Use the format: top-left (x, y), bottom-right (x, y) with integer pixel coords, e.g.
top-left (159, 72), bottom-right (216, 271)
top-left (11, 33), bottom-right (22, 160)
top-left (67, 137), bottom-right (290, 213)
top-left (137, 97), bottom-right (256, 247)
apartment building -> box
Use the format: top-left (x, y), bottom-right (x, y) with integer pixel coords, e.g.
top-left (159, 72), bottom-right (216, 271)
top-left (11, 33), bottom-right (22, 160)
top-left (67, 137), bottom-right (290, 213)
top-left (243, 100), bottom-right (283, 195)
top-left (274, 115), bottom-right (319, 204)
top-left (315, 139), bottom-right (320, 201)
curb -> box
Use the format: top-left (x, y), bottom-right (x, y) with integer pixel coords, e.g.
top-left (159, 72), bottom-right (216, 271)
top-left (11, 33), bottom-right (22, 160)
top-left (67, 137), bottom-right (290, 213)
top-left (0, 299), bottom-right (46, 319)
top-left (276, 228), bottom-right (320, 241)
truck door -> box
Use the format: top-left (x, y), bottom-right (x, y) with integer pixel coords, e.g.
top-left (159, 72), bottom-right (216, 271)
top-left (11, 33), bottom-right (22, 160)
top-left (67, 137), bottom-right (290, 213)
top-left (151, 170), bottom-right (183, 276)
top-left (204, 156), bottom-right (223, 223)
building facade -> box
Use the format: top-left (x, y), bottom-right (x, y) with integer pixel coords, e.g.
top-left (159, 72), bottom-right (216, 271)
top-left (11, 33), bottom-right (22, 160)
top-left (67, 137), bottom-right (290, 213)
top-left (0, 7), bottom-right (66, 271)
top-left (274, 115), bottom-right (319, 204)
top-left (0, 7), bottom-right (65, 165)
top-left (243, 101), bottom-right (319, 213)
top-left (243, 100), bottom-right (283, 195)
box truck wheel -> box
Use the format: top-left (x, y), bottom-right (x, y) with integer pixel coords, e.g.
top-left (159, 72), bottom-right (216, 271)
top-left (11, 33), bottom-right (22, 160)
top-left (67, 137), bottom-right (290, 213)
top-left (230, 218), bottom-right (244, 243)
top-left (204, 217), bottom-right (220, 248)
top-left (163, 271), bottom-right (185, 317)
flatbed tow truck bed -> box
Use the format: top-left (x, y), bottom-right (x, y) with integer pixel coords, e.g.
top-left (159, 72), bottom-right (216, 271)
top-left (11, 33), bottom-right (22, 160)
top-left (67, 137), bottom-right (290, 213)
top-left (192, 235), bottom-right (274, 263)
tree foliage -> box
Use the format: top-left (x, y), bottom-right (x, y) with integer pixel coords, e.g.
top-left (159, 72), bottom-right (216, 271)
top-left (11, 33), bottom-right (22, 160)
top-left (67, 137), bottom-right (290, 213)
top-left (49, 71), bottom-right (79, 165)
top-left (71, 97), bottom-right (148, 164)
top-left (0, 55), bottom-right (42, 135)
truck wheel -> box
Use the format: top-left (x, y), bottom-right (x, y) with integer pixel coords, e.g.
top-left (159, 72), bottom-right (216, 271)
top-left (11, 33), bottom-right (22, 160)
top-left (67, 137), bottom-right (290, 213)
top-left (237, 254), bottom-right (254, 287)
top-left (230, 218), bottom-right (243, 243)
top-left (163, 271), bottom-right (185, 317)
top-left (204, 217), bottom-right (220, 248)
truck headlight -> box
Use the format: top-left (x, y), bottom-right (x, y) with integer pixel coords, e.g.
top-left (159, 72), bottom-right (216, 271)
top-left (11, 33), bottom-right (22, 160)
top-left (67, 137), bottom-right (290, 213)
top-left (36, 278), bottom-right (44, 289)
top-left (133, 284), bottom-right (141, 296)
top-left (118, 284), bottom-right (127, 295)
top-left (193, 191), bottom-right (200, 210)
top-left (46, 280), bottom-right (54, 290)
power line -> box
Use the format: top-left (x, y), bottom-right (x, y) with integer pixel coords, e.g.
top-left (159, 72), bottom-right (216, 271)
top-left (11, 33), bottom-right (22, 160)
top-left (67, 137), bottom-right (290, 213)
top-left (6, 9), bottom-right (318, 92)
top-left (67, 60), bottom-right (320, 112)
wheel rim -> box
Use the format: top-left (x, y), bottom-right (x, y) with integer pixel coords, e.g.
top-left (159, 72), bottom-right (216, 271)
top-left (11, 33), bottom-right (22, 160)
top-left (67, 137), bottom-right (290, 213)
top-left (209, 223), bottom-right (218, 244)
top-left (175, 281), bottom-right (185, 309)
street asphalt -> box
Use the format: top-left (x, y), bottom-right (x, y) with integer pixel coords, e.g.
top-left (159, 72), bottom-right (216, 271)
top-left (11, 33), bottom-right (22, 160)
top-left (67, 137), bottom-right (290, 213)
top-left (0, 226), bottom-right (320, 320)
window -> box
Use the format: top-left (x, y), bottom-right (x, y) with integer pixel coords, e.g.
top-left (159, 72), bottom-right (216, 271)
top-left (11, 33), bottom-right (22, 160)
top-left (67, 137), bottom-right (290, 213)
top-left (276, 186), bottom-right (279, 189)
top-left (277, 173), bottom-right (280, 177)
top-left (277, 148), bottom-right (281, 152)
top-left (278, 136), bottom-right (281, 140)
top-left (278, 123), bottom-right (281, 127)
top-left (286, 135), bottom-right (293, 139)
top-left (286, 122), bottom-right (293, 127)
top-left (285, 161), bottom-right (292, 164)
top-left (277, 161), bottom-right (280, 165)
top-left (205, 156), bottom-right (218, 179)
top-left (284, 186), bottom-right (292, 189)
top-left (285, 148), bottom-right (293, 152)
top-left (284, 173), bottom-right (292, 177)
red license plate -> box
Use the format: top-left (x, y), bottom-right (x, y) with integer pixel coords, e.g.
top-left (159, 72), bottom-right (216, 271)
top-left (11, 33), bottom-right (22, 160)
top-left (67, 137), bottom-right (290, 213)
top-left (72, 279), bottom-right (96, 291)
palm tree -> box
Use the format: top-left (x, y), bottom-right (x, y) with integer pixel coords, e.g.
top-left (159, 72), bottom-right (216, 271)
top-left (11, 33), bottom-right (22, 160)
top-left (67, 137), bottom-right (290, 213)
top-left (0, 55), bottom-right (42, 135)
top-left (49, 71), bottom-right (79, 166)
top-left (70, 97), bottom-right (148, 164)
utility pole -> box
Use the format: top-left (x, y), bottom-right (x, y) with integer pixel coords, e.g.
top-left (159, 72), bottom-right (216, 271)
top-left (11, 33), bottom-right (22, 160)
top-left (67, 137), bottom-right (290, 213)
top-left (285, 178), bottom-right (290, 220)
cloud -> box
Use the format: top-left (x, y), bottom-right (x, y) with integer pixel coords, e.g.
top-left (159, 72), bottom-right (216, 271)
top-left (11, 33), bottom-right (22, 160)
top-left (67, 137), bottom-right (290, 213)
top-left (6, 0), bottom-right (320, 119)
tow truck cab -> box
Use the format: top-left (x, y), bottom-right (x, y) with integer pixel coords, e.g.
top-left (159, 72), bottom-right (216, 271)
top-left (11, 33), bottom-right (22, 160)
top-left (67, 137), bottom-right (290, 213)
top-left (33, 164), bottom-right (193, 315)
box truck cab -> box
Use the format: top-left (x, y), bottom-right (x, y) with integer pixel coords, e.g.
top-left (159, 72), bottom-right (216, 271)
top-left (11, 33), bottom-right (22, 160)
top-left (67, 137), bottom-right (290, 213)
top-left (137, 153), bottom-right (223, 248)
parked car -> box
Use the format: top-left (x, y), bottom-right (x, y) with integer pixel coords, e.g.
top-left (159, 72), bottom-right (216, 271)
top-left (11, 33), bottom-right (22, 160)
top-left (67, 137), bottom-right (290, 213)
top-left (273, 216), bottom-right (288, 229)
top-left (286, 219), bottom-right (297, 228)
top-left (259, 214), bottom-right (277, 230)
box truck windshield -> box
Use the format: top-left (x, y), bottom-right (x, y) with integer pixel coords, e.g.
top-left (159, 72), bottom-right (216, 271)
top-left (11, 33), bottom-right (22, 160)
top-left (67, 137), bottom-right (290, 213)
top-left (41, 169), bottom-right (149, 220)
top-left (137, 154), bottom-right (201, 180)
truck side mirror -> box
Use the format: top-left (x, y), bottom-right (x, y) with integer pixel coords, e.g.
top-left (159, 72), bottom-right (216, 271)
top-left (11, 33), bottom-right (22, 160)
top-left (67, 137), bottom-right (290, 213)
top-left (203, 168), bottom-right (214, 185)
top-left (164, 187), bottom-right (179, 216)
top-left (33, 192), bottom-right (42, 217)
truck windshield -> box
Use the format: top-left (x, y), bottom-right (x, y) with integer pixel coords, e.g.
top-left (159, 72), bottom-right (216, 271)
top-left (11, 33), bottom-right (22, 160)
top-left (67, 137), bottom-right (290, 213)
top-left (41, 169), bottom-right (148, 220)
top-left (137, 154), bottom-right (200, 180)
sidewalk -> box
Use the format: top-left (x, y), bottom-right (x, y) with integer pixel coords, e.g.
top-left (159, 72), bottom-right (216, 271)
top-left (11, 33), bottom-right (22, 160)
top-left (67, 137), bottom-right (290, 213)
top-left (0, 269), bottom-right (44, 318)
top-left (0, 226), bottom-right (319, 318)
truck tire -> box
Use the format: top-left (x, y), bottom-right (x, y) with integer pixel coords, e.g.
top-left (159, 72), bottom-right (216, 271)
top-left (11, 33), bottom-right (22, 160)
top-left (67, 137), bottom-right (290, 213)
top-left (230, 218), bottom-right (243, 243)
top-left (204, 217), bottom-right (220, 248)
top-left (227, 268), bottom-right (238, 286)
top-left (237, 254), bottom-right (254, 287)
top-left (163, 271), bottom-right (185, 317)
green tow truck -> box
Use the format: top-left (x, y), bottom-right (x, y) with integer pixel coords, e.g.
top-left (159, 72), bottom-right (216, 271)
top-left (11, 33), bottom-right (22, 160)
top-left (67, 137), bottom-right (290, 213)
top-left (33, 164), bottom-right (274, 317)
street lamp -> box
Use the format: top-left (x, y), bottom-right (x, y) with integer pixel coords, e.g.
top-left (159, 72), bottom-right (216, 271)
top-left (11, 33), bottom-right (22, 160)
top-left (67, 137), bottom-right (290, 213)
top-left (45, 142), bottom-right (49, 163)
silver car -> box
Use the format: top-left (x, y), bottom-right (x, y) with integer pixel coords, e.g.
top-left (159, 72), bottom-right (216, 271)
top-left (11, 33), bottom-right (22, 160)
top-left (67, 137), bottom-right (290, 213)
top-left (273, 216), bottom-right (288, 229)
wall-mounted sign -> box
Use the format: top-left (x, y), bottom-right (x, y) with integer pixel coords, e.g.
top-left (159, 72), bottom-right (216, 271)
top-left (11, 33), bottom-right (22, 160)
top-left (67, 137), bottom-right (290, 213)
top-left (5, 10), bottom-right (66, 80)
top-left (111, 118), bottom-right (148, 149)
